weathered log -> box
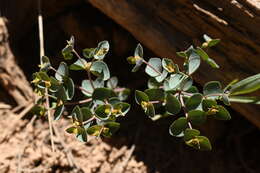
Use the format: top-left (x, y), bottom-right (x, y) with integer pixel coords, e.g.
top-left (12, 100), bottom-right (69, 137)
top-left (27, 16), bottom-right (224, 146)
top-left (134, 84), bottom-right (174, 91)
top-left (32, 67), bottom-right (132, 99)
top-left (0, 18), bottom-right (34, 105)
top-left (88, 0), bottom-right (260, 127)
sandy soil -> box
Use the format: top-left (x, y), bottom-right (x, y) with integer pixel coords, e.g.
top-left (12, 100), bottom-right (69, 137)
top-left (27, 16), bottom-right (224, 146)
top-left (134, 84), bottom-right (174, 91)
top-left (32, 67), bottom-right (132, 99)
top-left (0, 104), bottom-right (259, 173)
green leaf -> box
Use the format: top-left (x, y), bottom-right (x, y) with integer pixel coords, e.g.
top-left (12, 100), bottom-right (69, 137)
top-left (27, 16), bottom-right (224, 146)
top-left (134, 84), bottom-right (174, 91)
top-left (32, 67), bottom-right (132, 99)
top-left (135, 43), bottom-right (143, 58)
top-left (90, 61), bottom-right (110, 81)
top-left (69, 58), bottom-right (88, 71)
top-left (162, 58), bottom-right (178, 73)
top-left (188, 51), bottom-right (200, 75)
top-left (196, 47), bottom-right (219, 68)
top-left (206, 58), bottom-right (220, 68)
top-left (203, 81), bottom-right (222, 98)
top-left (145, 103), bottom-right (155, 117)
top-left (165, 94), bottom-right (181, 115)
top-left (169, 117), bottom-right (188, 136)
top-left (135, 90), bottom-right (149, 105)
top-left (214, 105), bottom-right (231, 120)
top-left (83, 48), bottom-right (95, 59)
top-left (76, 127), bottom-right (88, 142)
top-left (176, 51), bottom-right (187, 58)
top-left (155, 70), bottom-right (168, 82)
top-left (185, 136), bottom-right (212, 151)
top-left (66, 126), bottom-right (77, 134)
top-left (113, 102), bottom-right (131, 116)
top-left (55, 62), bottom-right (68, 81)
top-left (208, 39), bottom-right (220, 47)
top-left (87, 125), bottom-right (103, 136)
top-left (148, 78), bottom-right (161, 89)
top-left (81, 80), bottom-right (94, 97)
top-left (57, 86), bottom-right (68, 102)
top-left (81, 107), bottom-right (93, 121)
top-left (228, 96), bottom-right (260, 104)
top-left (186, 86), bottom-right (199, 93)
top-left (37, 71), bottom-right (50, 81)
top-left (94, 41), bottom-right (109, 60)
top-left (54, 105), bottom-right (65, 120)
top-left (203, 34), bottom-right (212, 42)
top-left (118, 88), bottom-right (131, 101)
top-left (107, 76), bottom-right (118, 89)
top-left (169, 73), bottom-right (187, 89)
top-left (229, 74), bottom-right (260, 95)
top-left (62, 45), bottom-right (73, 60)
top-left (184, 128), bottom-right (200, 141)
top-left (180, 77), bottom-right (193, 91)
top-left (92, 88), bottom-right (116, 101)
top-left (65, 78), bottom-right (74, 100)
top-left (185, 93), bottom-right (203, 111)
top-left (145, 58), bottom-right (162, 77)
top-left (95, 104), bottom-right (112, 120)
top-left (202, 99), bottom-right (217, 111)
top-left (72, 105), bottom-right (83, 122)
top-left (49, 77), bottom-right (60, 92)
top-left (202, 34), bottom-right (220, 48)
top-left (144, 88), bottom-right (164, 102)
top-left (131, 59), bottom-right (143, 72)
top-left (102, 122), bottom-right (120, 137)
top-left (40, 56), bottom-right (51, 71)
top-left (188, 110), bottom-right (206, 125)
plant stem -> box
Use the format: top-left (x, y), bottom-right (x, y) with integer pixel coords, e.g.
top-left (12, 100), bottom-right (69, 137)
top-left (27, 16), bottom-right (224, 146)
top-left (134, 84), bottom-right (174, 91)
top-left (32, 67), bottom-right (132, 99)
top-left (72, 49), bottom-right (95, 90)
top-left (65, 98), bottom-right (92, 105)
top-left (179, 94), bottom-right (193, 129)
top-left (38, 0), bottom-right (55, 152)
top-left (149, 100), bottom-right (161, 104)
top-left (45, 89), bottom-right (55, 152)
top-left (142, 60), bottom-right (162, 76)
top-left (113, 87), bottom-right (126, 92)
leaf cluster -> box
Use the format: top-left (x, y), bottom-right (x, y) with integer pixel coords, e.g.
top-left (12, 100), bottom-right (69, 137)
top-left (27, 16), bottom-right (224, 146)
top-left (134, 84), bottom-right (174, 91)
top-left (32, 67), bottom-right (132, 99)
top-left (128, 34), bottom-right (260, 151)
top-left (32, 37), bottom-right (130, 142)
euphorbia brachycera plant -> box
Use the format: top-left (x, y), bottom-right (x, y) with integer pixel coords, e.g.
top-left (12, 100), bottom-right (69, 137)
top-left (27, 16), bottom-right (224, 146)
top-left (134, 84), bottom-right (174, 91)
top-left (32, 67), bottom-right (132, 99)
top-left (32, 35), bottom-right (260, 151)
top-left (127, 34), bottom-right (260, 151)
top-left (32, 36), bottom-right (130, 142)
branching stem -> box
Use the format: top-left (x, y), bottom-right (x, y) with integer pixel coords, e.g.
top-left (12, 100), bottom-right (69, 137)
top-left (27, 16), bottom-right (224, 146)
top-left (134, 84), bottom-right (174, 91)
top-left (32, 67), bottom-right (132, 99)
top-left (65, 98), bottom-right (92, 106)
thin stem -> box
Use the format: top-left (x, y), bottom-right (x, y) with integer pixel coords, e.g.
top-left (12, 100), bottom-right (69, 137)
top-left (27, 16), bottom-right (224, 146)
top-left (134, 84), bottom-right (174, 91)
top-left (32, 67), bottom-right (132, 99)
top-left (38, 0), bottom-right (44, 60)
top-left (181, 91), bottom-right (193, 97)
top-left (142, 60), bottom-right (162, 76)
top-left (38, 0), bottom-right (55, 152)
top-left (113, 87), bottom-right (126, 93)
top-left (45, 89), bottom-right (55, 152)
top-left (65, 98), bottom-right (92, 106)
top-left (149, 100), bottom-right (161, 104)
top-left (72, 49), bottom-right (95, 90)
top-left (179, 93), bottom-right (193, 129)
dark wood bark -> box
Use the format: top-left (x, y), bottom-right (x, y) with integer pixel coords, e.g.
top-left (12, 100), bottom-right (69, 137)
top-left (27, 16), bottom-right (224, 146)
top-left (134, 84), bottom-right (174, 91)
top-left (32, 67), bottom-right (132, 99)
top-left (0, 18), bottom-right (34, 105)
top-left (88, 0), bottom-right (260, 127)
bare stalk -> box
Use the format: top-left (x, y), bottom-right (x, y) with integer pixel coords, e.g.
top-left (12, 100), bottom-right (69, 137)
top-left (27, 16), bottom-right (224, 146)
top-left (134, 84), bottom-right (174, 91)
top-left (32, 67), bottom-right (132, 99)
top-left (38, 0), bottom-right (55, 152)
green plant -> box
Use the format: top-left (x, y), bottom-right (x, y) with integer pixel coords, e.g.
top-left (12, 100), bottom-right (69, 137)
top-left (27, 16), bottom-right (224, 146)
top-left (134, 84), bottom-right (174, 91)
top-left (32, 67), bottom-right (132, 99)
top-left (127, 34), bottom-right (260, 151)
top-left (32, 36), bottom-right (130, 142)
top-left (32, 35), bottom-right (260, 151)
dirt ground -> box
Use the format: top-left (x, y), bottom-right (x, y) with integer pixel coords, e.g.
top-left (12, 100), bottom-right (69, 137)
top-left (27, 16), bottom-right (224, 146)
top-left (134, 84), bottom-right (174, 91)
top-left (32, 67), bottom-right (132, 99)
top-left (0, 102), bottom-right (259, 173)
